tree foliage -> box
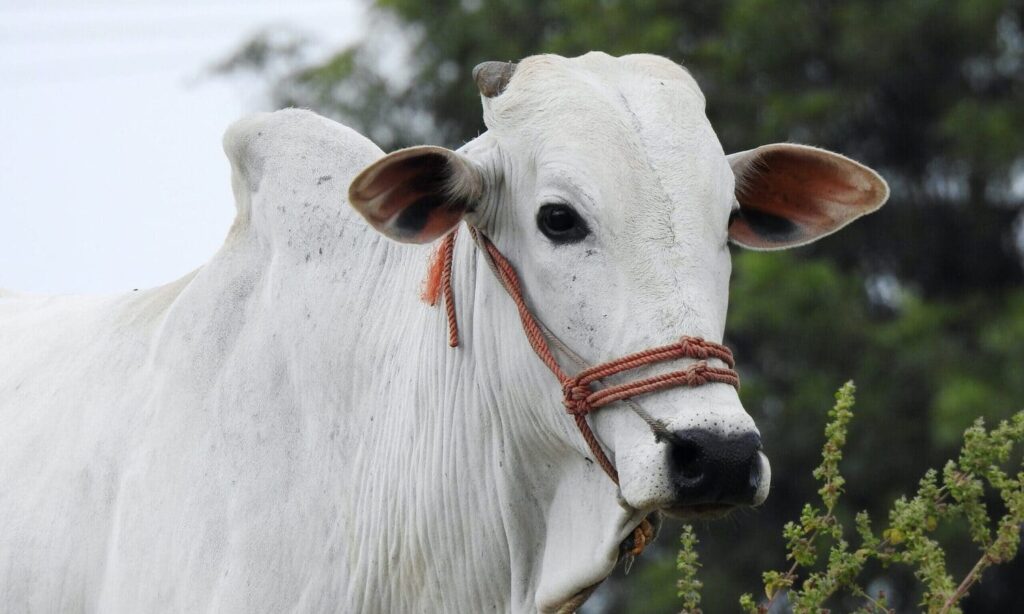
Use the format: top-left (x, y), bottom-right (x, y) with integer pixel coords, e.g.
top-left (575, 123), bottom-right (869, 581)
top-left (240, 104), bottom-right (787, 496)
top-left (221, 1), bottom-right (1024, 610)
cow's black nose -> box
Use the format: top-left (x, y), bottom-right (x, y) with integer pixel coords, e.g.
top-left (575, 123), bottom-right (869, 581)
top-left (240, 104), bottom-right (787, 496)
top-left (667, 429), bottom-right (762, 506)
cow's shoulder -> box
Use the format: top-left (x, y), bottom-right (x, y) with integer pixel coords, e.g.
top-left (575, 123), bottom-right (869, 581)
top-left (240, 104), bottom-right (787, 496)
top-left (221, 109), bottom-right (384, 250)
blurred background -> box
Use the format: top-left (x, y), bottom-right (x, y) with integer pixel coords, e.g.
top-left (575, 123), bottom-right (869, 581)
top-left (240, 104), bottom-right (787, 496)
top-left (4, 0), bottom-right (1023, 611)
top-left (0, 0), bottom-right (365, 293)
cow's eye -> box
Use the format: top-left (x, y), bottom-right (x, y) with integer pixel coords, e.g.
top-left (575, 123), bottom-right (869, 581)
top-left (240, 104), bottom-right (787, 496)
top-left (537, 203), bottom-right (589, 243)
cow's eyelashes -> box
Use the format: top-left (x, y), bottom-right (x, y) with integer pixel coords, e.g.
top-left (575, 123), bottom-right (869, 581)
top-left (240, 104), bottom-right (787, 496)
top-left (537, 203), bottom-right (589, 244)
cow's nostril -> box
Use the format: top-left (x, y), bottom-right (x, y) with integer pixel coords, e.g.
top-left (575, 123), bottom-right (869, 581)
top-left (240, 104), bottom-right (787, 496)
top-left (672, 437), bottom-right (704, 482)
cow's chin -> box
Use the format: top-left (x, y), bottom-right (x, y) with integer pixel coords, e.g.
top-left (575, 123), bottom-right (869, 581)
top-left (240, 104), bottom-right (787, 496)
top-left (536, 469), bottom-right (653, 614)
top-left (549, 507), bottom-right (731, 613)
top-left (537, 466), bottom-right (744, 613)
top-left (549, 511), bottom-right (663, 614)
top-left (544, 511), bottom-right (654, 614)
top-left (541, 495), bottom-right (744, 613)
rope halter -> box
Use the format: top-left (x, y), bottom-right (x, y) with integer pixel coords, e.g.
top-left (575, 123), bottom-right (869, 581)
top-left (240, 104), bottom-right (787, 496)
top-left (427, 226), bottom-right (741, 556)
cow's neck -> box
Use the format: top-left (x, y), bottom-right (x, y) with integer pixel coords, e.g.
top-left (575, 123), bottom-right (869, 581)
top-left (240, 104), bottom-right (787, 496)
top-left (297, 228), bottom-right (559, 610)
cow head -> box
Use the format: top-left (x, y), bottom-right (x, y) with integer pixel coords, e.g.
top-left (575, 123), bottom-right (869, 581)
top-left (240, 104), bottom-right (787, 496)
top-left (349, 53), bottom-right (887, 609)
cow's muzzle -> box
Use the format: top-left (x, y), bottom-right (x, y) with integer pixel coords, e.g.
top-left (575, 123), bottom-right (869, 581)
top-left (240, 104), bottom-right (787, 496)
top-left (664, 430), bottom-right (767, 513)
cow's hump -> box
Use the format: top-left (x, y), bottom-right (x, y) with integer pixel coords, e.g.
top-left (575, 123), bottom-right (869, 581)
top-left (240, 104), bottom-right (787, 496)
top-left (221, 109), bottom-right (384, 248)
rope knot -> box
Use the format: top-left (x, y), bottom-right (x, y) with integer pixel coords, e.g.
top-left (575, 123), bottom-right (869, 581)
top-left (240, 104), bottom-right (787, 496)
top-left (685, 361), bottom-right (711, 386)
top-left (628, 517), bottom-right (657, 557)
top-left (677, 336), bottom-right (707, 360)
top-left (562, 380), bottom-right (594, 416)
top-left (678, 335), bottom-right (735, 368)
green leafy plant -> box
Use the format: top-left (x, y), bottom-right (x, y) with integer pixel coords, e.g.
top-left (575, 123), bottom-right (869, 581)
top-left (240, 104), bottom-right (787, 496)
top-left (678, 382), bottom-right (1024, 614)
top-left (676, 524), bottom-right (703, 614)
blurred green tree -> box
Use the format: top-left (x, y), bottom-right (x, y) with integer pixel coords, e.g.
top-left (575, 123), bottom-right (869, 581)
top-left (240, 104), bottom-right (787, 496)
top-left (219, 0), bottom-right (1024, 610)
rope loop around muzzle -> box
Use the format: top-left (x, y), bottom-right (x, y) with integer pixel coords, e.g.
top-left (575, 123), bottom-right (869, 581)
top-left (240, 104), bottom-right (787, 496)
top-left (425, 226), bottom-right (741, 556)
top-left (560, 338), bottom-right (739, 421)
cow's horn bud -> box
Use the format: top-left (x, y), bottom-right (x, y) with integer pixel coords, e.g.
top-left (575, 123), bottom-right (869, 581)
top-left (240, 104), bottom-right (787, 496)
top-left (473, 61), bottom-right (517, 98)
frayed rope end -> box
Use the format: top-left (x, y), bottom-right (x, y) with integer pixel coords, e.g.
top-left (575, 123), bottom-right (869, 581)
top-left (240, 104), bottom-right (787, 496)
top-left (421, 241), bottom-right (446, 305)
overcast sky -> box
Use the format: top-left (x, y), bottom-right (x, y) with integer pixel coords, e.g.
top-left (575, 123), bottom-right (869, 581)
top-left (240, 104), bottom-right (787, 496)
top-left (1, 0), bottom-right (366, 294)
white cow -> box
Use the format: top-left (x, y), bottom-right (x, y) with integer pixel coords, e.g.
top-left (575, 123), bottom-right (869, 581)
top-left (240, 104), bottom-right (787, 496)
top-left (0, 53), bottom-right (887, 613)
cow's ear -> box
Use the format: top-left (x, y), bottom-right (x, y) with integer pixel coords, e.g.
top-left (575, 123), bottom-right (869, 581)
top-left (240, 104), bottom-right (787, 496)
top-left (348, 145), bottom-right (483, 244)
top-left (727, 144), bottom-right (888, 250)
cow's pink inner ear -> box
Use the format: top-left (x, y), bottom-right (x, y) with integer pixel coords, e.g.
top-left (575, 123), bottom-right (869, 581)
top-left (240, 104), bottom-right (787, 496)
top-left (729, 144), bottom-right (888, 250)
top-left (348, 146), bottom-right (481, 244)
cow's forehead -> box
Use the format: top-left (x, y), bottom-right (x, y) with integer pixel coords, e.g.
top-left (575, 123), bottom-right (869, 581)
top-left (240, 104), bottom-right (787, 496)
top-left (481, 52), bottom-right (732, 227)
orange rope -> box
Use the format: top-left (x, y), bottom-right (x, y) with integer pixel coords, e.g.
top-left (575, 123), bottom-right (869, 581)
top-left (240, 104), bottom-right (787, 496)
top-left (439, 232), bottom-right (459, 347)
top-left (426, 226), bottom-right (740, 556)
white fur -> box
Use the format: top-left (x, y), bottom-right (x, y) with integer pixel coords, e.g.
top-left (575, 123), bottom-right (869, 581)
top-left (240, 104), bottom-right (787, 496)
top-left (0, 53), bottom-right (772, 613)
